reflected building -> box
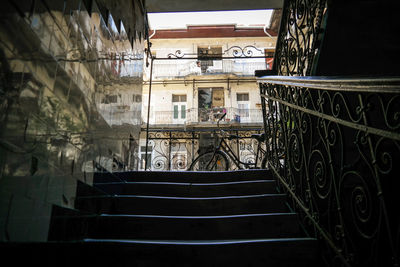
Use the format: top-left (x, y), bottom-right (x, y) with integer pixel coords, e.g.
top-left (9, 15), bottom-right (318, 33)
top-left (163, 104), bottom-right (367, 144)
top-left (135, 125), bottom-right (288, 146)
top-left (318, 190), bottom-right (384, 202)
top-left (0, 0), bottom-right (145, 241)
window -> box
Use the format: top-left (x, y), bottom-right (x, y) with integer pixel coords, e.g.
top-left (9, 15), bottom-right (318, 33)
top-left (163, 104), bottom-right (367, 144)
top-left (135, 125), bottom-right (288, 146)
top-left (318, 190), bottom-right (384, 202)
top-left (198, 47), bottom-right (222, 73)
top-left (133, 94), bottom-right (142, 102)
top-left (265, 49), bottom-right (274, 70)
top-left (172, 95), bottom-right (187, 102)
top-left (198, 47), bottom-right (222, 60)
top-left (237, 93), bottom-right (249, 101)
top-left (172, 94), bottom-right (187, 121)
top-left (101, 94), bottom-right (118, 104)
top-left (198, 88), bottom-right (225, 122)
top-left (237, 93), bottom-right (250, 119)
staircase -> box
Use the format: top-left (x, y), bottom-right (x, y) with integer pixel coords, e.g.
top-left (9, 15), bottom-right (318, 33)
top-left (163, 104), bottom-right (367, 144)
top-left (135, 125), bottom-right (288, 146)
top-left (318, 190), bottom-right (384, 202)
top-left (2, 170), bottom-right (320, 266)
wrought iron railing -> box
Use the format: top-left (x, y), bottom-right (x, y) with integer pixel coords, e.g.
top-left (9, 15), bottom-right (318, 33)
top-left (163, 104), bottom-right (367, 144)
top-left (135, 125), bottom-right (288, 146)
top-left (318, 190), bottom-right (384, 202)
top-left (146, 59), bottom-right (267, 78)
top-left (142, 108), bottom-right (264, 125)
top-left (140, 128), bottom-right (265, 171)
top-left (273, 0), bottom-right (327, 76)
top-left (258, 75), bottom-right (400, 267)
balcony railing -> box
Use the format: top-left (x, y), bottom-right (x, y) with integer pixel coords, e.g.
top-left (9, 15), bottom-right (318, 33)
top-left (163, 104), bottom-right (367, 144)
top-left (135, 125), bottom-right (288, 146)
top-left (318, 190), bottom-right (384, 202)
top-left (141, 128), bottom-right (265, 171)
top-left (145, 59), bottom-right (267, 79)
top-left (142, 108), bottom-right (264, 125)
top-left (258, 75), bottom-right (400, 267)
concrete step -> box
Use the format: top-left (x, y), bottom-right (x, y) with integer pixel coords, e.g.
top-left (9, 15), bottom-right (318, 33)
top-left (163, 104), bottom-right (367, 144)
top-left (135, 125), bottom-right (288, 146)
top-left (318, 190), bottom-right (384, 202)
top-left (75, 194), bottom-right (289, 216)
top-left (94, 180), bottom-right (277, 197)
top-left (94, 169), bottom-right (273, 183)
top-left (50, 213), bottom-right (302, 240)
top-left (0, 238), bottom-right (320, 267)
top-left (90, 213), bottom-right (302, 240)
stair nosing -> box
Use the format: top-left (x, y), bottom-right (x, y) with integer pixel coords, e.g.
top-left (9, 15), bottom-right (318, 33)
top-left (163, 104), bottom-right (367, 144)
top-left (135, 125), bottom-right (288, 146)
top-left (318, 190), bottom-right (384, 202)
top-left (94, 180), bottom-right (275, 186)
top-left (97, 212), bottom-right (297, 219)
top-left (107, 169), bottom-right (270, 174)
top-left (77, 193), bottom-right (286, 200)
top-left (82, 237), bottom-right (317, 245)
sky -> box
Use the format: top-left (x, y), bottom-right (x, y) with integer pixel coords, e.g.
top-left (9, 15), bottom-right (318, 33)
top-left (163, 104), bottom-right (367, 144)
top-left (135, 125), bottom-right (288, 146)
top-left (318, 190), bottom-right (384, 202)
top-left (148, 10), bottom-right (273, 30)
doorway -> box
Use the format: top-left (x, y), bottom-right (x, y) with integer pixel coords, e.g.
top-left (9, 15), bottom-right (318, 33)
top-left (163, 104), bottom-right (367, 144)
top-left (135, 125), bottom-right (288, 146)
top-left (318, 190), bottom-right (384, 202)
top-left (198, 87), bottom-right (225, 122)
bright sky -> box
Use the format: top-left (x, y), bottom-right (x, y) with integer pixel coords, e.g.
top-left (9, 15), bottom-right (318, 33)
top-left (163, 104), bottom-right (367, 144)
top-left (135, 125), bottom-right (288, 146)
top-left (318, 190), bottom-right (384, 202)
top-left (148, 10), bottom-right (273, 30)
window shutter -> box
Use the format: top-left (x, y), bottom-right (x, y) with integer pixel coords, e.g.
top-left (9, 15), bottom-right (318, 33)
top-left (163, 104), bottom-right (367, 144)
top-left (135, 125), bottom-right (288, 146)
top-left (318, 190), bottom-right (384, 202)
top-left (181, 105), bottom-right (186, 119)
top-left (173, 105), bottom-right (179, 119)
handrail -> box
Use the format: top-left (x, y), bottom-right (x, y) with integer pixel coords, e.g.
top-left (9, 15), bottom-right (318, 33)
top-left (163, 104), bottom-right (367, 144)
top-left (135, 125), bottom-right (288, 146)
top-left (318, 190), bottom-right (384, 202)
top-left (258, 76), bottom-right (400, 93)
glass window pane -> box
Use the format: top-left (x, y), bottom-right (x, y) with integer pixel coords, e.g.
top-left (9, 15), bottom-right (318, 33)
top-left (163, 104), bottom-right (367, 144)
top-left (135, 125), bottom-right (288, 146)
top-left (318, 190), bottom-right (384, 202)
top-left (237, 93), bottom-right (249, 101)
top-left (173, 95), bottom-right (186, 102)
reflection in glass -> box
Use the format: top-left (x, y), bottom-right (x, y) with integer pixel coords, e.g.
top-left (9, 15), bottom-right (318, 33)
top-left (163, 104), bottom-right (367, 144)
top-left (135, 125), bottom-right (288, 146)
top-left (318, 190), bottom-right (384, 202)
top-left (0, 0), bottom-right (145, 242)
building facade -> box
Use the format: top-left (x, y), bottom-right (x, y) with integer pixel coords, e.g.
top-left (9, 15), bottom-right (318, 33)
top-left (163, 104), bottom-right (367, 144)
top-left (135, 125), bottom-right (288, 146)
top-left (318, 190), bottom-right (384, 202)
top-left (139, 25), bottom-right (277, 170)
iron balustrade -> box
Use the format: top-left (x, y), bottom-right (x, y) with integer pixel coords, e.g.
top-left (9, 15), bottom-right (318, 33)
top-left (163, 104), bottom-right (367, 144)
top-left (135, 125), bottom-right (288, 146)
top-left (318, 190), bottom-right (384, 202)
top-left (274, 0), bottom-right (327, 76)
top-left (141, 128), bottom-right (265, 171)
top-left (145, 59), bottom-right (267, 79)
top-left (142, 108), bottom-right (264, 125)
top-left (258, 75), bottom-right (400, 267)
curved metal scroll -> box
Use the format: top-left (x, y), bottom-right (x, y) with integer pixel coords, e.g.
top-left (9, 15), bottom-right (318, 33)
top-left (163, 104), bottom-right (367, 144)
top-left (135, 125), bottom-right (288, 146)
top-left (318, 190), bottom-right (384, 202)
top-left (259, 76), bottom-right (400, 267)
top-left (224, 45), bottom-right (264, 58)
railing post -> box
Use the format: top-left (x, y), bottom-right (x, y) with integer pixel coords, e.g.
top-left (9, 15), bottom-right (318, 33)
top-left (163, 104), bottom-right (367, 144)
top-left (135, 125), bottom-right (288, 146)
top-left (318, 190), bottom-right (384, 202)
top-left (144, 57), bottom-right (154, 171)
top-left (191, 131), bottom-right (195, 163)
top-left (236, 130), bottom-right (240, 164)
top-left (168, 131), bottom-right (172, 171)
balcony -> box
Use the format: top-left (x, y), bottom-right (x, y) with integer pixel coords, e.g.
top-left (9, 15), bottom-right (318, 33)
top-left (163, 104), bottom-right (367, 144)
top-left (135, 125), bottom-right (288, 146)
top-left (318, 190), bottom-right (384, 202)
top-left (141, 128), bottom-right (265, 171)
top-left (142, 107), bottom-right (263, 125)
top-left (146, 59), bottom-right (267, 79)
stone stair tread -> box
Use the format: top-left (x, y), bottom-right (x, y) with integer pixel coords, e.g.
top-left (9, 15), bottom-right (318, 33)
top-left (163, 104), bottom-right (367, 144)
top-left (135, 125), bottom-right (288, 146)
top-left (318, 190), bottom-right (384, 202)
top-left (83, 237), bottom-right (317, 245)
top-left (94, 179), bottom-right (277, 196)
top-left (75, 193), bottom-right (289, 215)
top-left (97, 212), bottom-right (295, 219)
top-left (94, 169), bottom-right (274, 183)
top-left (78, 193), bottom-right (285, 199)
top-left (94, 179), bottom-right (275, 186)
top-left (0, 237), bottom-right (320, 266)
top-left (86, 212), bottom-right (302, 239)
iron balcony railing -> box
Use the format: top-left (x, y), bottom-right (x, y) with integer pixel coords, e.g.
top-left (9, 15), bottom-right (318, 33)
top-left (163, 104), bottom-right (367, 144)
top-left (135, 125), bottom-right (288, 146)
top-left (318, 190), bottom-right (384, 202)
top-left (139, 128), bottom-right (265, 171)
top-left (144, 59), bottom-right (267, 79)
top-left (258, 75), bottom-right (400, 267)
top-left (142, 107), bottom-right (264, 125)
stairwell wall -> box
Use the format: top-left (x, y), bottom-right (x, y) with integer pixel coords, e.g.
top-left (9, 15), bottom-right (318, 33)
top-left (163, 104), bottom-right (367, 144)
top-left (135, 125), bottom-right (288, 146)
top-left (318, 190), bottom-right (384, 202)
top-left (0, 0), bottom-right (145, 241)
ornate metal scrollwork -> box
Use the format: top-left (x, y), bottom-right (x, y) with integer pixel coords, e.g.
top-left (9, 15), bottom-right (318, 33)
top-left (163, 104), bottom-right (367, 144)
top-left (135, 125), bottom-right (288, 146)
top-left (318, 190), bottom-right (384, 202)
top-left (167, 50), bottom-right (186, 58)
top-left (224, 45), bottom-right (264, 58)
top-left (274, 0), bottom-right (327, 76)
top-left (259, 76), bottom-right (400, 267)
top-left (165, 44), bottom-right (265, 60)
top-left (145, 129), bottom-right (264, 171)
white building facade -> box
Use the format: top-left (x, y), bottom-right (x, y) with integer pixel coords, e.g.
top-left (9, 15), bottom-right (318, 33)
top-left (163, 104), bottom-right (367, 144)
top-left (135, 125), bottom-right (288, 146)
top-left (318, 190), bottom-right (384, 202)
top-left (140, 25), bottom-right (277, 170)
